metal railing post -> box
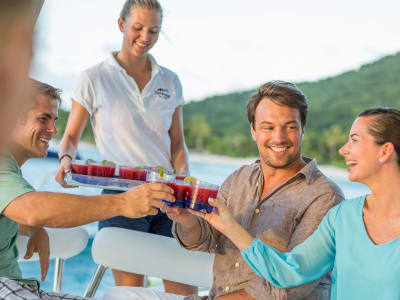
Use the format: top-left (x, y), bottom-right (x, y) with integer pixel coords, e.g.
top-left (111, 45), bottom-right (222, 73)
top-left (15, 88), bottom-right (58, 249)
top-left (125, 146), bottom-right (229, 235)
top-left (53, 258), bottom-right (64, 293)
top-left (84, 265), bottom-right (107, 298)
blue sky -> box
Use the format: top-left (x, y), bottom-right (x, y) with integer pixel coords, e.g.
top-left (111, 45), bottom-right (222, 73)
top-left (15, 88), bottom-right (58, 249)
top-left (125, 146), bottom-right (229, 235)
top-left (32, 0), bottom-right (400, 109)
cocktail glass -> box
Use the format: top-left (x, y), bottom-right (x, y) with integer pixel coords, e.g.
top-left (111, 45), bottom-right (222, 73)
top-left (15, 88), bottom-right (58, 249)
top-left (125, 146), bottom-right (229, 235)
top-left (187, 181), bottom-right (219, 214)
top-left (119, 166), bottom-right (147, 181)
top-left (87, 161), bottom-right (116, 177)
top-left (175, 172), bottom-right (190, 181)
top-left (71, 160), bottom-right (89, 175)
top-left (169, 180), bottom-right (191, 208)
top-left (146, 170), bottom-right (176, 207)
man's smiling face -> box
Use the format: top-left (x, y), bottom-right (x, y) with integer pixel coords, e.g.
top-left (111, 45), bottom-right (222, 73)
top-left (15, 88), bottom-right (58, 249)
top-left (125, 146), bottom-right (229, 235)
top-left (12, 94), bottom-right (59, 159)
top-left (251, 98), bottom-right (304, 170)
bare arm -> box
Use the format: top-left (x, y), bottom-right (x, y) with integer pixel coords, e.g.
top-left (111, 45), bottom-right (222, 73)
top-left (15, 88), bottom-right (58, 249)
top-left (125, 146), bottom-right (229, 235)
top-left (3, 183), bottom-right (175, 228)
top-left (169, 105), bottom-right (189, 173)
top-left (58, 100), bottom-right (89, 158)
top-left (18, 224), bottom-right (41, 236)
top-left (55, 100), bottom-right (90, 187)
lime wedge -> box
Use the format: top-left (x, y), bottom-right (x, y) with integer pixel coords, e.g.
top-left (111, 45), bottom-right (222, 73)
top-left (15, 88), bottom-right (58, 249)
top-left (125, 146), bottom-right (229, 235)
top-left (102, 160), bottom-right (116, 166)
top-left (183, 176), bottom-right (198, 184)
top-left (134, 166), bottom-right (145, 171)
top-left (155, 165), bottom-right (165, 172)
top-left (85, 158), bottom-right (96, 164)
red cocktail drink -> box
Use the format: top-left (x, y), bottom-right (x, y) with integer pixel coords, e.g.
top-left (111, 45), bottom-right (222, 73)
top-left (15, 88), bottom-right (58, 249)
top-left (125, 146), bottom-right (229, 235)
top-left (147, 170), bottom-right (176, 207)
top-left (88, 163), bottom-right (115, 177)
top-left (167, 181), bottom-right (190, 208)
top-left (71, 160), bottom-right (88, 175)
top-left (196, 187), bottom-right (219, 204)
top-left (119, 167), bottom-right (147, 181)
top-left (187, 181), bottom-right (219, 214)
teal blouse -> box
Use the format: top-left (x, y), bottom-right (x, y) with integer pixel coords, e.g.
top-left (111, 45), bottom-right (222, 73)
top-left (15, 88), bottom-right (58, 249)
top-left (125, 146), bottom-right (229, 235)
top-left (241, 196), bottom-right (400, 300)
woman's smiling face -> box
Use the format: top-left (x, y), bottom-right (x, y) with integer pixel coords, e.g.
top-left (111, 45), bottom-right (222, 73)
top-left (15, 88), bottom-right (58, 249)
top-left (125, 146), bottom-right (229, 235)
top-left (119, 7), bottom-right (162, 58)
top-left (339, 116), bottom-right (382, 183)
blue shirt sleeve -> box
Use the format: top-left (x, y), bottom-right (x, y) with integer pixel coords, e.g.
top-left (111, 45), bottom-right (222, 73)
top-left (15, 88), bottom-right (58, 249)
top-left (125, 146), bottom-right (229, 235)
top-left (241, 204), bottom-right (340, 289)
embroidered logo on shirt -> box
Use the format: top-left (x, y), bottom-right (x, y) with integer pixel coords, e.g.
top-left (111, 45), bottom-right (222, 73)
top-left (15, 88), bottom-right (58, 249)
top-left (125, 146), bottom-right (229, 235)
top-left (155, 88), bottom-right (171, 100)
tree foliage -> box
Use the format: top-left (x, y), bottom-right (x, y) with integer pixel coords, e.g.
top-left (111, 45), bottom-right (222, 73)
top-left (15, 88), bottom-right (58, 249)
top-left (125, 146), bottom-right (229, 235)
top-left (183, 52), bottom-right (400, 165)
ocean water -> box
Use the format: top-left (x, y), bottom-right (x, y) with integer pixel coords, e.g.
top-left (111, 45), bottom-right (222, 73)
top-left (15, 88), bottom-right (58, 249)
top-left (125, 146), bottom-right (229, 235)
top-left (18, 148), bottom-right (369, 299)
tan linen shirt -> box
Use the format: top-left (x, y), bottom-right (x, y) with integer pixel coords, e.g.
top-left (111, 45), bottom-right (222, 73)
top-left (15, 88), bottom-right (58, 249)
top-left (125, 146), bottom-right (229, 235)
top-left (173, 158), bottom-right (344, 300)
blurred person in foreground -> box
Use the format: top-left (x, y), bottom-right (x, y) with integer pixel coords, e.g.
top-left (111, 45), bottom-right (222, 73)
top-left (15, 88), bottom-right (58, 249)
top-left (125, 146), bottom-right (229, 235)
top-left (104, 81), bottom-right (344, 300)
top-left (0, 79), bottom-right (175, 299)
top-left (0, 1), bottom-right (39, 155)
top-left (192, 108), bottom-right (400, 300)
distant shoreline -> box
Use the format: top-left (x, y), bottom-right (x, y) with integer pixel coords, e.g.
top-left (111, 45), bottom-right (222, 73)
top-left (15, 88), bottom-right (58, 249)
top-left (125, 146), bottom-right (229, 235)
top-left (189, 151), bottom-right (257, 166)
top-left (190, 151), bottom-right (349, 180)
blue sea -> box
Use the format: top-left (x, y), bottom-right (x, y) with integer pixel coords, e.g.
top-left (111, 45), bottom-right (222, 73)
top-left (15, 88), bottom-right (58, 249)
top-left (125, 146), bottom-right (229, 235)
top-left (19, 146), bottom-right (369, 299)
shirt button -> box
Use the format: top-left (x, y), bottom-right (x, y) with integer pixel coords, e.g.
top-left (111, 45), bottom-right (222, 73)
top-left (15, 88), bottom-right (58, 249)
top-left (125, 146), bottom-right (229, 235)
top-left (225, 286), bottom-right (230, 292)
top-left (235, 262), bottom-right (240, 268)
top-left (255, 208), bottom-right (260, 214)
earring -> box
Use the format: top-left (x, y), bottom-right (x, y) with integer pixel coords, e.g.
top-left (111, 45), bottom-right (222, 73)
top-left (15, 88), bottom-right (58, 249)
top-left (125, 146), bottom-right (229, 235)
top-left (379, 158), bottom-right (383, 163)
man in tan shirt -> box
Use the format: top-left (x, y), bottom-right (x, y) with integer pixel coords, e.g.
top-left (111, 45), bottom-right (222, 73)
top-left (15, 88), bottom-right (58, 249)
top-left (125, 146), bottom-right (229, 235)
top-left (104, 81), bottom-right (344, 300)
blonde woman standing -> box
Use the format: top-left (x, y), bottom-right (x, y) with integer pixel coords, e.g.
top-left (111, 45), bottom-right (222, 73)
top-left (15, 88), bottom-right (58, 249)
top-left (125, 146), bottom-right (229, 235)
top-left (56, 0), bottom-right (195, 295)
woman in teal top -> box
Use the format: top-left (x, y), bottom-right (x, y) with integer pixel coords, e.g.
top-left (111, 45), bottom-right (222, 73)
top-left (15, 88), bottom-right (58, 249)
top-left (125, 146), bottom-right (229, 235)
top-left (190, 107), bottom-right (400, 300)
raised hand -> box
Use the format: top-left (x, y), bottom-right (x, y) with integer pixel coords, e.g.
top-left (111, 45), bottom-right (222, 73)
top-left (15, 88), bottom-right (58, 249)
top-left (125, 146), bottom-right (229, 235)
top-left (189, 197), bottom-right (254, 251)
top-left (188, 197), bottom-right (236, 236)
top-left (55, 156), bottom-right (75, 188)
top-left (165, 206), bottom-right (196, 224)
top-left (121, 183), bottom-right (175, 218)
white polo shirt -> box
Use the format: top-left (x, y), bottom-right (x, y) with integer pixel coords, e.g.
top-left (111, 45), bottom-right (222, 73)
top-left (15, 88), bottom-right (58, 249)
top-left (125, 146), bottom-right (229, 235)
top-left (73, 52), bottom-right (185, 169)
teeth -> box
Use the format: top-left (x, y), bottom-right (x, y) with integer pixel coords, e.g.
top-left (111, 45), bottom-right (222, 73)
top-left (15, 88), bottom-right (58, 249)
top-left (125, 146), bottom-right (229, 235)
top-left (270, 146), bottom-right (288, 152)
top-left (137, 42), bottom-right (147, 47)
top-left (346, 160), bottom-right (356, 166)
top-left (40, 138), bottom-right (49, 143)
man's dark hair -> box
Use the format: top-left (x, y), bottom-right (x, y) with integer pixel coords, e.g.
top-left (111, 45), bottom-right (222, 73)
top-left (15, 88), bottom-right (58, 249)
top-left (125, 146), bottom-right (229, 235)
top-left (247, 81), bottom-right (308, 129)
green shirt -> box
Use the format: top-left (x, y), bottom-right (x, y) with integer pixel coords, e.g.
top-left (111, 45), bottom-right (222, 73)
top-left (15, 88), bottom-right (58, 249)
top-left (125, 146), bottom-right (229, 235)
top-left (0, 154), bottom-right (38, 287)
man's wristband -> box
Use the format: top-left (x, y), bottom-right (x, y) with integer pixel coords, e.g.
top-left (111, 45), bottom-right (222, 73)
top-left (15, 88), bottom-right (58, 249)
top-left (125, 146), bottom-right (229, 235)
top-left (59, 153), bottom-right (73, 162)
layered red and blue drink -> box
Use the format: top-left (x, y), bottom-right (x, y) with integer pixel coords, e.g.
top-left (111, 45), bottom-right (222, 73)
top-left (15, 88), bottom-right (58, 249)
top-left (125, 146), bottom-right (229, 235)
top-left (146, 170), bottom-right (177, 207)
top-left (186, 181), bottom-right (219, 214)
